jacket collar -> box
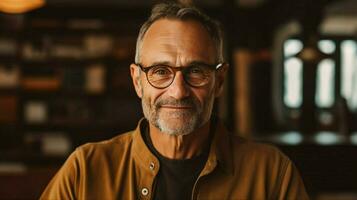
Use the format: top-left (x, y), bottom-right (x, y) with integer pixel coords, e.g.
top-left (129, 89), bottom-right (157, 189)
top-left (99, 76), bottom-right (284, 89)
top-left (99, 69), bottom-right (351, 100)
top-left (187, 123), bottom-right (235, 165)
top-left (131, 118), bottom-right (234, 175)
top-left (209, 119), bottom-right (234, 175)
top-left (132, 118), bottom-right (160, 171)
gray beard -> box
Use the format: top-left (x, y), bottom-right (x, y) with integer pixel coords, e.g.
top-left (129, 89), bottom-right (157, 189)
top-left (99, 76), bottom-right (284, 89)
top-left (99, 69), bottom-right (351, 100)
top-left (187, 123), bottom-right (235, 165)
top-left (155, 109), bottom-right (200, 136)
top-left (142, 97), bottom-right (204, 136)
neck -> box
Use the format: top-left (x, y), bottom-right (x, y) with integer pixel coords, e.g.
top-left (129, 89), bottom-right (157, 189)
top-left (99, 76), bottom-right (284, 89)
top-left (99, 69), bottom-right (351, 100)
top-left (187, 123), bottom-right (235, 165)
top-left (149, 121), bottom-right (211, 159)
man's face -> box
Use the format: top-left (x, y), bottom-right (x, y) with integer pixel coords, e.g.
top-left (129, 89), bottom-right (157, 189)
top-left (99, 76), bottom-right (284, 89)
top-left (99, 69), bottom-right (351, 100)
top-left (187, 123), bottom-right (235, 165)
top-left (131, 19), bottom-right (226, 136)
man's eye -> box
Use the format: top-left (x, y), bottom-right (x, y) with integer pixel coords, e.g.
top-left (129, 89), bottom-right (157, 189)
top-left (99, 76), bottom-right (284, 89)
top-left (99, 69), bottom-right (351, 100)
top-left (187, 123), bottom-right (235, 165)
top-left (188, 66), bottom-right (205, 74)
top-left (152, 67), bottom-right (171, 75)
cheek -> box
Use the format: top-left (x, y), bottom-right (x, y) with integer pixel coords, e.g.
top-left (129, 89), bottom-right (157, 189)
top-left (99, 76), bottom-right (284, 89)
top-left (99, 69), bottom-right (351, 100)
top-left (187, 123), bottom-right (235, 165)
top-left (204, 80), bottom-right (217, 98)
top-left (205, 84), bottom-right (218, 110)
top-left (193, 85), bottom-right (215, 107)
top-left (142, 84), bottom-right (164, 105)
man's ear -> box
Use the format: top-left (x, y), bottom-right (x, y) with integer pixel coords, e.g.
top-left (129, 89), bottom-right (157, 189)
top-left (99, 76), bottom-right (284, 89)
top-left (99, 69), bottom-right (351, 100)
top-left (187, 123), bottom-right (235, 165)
top-left (130, 63), bottom-right (143, 98)
top-left (214, 63), bottom-right (229, 97)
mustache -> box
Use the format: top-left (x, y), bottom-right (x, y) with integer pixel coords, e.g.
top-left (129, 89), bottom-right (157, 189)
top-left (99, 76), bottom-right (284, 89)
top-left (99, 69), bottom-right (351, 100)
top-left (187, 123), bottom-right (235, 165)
top-left (155, 97), bottom-right (197, 108)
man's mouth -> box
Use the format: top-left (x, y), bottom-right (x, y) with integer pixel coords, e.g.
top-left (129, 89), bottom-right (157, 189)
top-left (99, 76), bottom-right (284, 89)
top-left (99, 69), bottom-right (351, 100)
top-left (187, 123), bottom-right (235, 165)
top-left (160, 105), bottom-right (192, 109)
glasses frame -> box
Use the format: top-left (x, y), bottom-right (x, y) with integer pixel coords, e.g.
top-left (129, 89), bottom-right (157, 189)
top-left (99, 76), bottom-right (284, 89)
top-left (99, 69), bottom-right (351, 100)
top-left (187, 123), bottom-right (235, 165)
top-left (135, 62), bottom-right (225, 89)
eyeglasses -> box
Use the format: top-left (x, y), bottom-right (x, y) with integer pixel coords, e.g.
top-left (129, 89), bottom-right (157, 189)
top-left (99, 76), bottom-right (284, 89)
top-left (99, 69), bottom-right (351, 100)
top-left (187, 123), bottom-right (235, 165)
top-left (136, 62), bottom-right (224, 89)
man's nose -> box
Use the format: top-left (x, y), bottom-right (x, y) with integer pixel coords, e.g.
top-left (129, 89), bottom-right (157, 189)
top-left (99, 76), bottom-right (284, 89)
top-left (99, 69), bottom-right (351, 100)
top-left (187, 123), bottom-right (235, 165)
top-left (166, 71), bottom-right (190, 99)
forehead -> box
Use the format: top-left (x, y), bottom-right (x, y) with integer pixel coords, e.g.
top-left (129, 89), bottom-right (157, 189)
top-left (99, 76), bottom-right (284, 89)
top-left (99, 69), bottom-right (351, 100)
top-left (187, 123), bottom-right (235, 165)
top-left (140, 18), bottom-right (216, 65)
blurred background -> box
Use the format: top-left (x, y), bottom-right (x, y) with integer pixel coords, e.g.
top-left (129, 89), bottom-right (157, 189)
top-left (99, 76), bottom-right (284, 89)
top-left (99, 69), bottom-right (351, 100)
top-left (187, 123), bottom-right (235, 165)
top-left (0, 0), bottom-right (357, 199)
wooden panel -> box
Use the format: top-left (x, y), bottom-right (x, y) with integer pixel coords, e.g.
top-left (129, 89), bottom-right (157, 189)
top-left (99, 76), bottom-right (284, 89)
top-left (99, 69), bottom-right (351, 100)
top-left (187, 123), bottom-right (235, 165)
top-left (0, 167), bottom-right (58, 199)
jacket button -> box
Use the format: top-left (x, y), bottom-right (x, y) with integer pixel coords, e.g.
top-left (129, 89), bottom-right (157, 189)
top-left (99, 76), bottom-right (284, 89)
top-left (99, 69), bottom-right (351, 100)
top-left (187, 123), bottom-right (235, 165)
top-left (149, 162), bottom-right (155, 170)
top-left (141, 188), bottom-right (149, 196)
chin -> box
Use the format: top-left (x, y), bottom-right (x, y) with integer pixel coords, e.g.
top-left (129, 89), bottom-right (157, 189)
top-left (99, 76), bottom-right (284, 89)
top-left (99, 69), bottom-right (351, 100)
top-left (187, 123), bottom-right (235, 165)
top-left (156, 114), bottom-right (199, 136)
top-left (160, 111), bottom-right (196, 124)
top-left (158, 125), bottom-right (194, 136)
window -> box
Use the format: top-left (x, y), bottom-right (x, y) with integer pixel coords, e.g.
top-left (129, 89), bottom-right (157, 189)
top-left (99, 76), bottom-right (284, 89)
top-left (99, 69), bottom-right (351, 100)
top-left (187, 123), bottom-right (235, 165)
top-left (341, 40), bottom-right (357, 111)
top-left (279, 37), bottom-right (357, 143)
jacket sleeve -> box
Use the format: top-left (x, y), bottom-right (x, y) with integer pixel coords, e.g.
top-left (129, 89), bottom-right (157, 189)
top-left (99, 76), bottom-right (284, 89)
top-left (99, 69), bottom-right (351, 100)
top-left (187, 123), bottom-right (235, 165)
top-left (40, 150), bottom-right (81, 200)
top-left (275, 158), bottom-right (310, 200)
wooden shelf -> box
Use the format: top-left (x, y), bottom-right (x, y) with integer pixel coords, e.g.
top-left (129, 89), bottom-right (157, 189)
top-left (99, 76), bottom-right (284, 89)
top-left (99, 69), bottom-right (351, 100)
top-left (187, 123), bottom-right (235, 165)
top-left (0, 7), bottom-right (142, 169)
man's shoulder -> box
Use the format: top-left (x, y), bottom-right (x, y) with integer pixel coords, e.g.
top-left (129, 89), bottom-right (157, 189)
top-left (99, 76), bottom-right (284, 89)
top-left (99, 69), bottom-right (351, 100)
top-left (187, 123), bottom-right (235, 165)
top-left (75, 130), bottom-right (136, 159)
top-left (229, 134), bottom-right (288, 162)
top-left (215, 120), bottom-right (286, 161)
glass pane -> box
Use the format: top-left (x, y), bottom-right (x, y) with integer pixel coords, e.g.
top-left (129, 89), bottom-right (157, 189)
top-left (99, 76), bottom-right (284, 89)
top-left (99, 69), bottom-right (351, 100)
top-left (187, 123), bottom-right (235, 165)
top-left (318, 40), bottom-right (336, 54)
top-left (314, 131), bottom-right (344, 145)
top-left (284, 58), bottom-right (303, 108)
top-left (315, 59), bottom-right (335, 108)
top-left (351, 132), bottom-right (357, 145)
top-left (278, 131), bottom-right (303, 145)
top-left (284, 39), bottom-right (303, 57)
top-left (341, 40), bottom-right (357, 110)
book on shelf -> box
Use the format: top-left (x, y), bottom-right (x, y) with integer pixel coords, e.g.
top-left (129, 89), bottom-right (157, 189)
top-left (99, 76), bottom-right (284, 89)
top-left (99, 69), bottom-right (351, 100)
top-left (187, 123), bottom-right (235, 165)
top-left (0, 37), bottom-right (17, 56)
top-left (42, 132), bottom-right (71, 156)
top-left (51, 37), bottom-right (85, 59)
top-left (85, 64), bottom-right (106, 94)
top-left (24, 101), bottom-right (48, 124)
top-left (51, 98), bottom-right (90, 125)
top-left (24, 132), bottom-right (71, 156)
top-left (21, 76), bottom-right (61, 91)
top-left (0, 162), bottom-right (27, 174)
top-left (42, 132), bottom-right (72, 156)
top-left (0, 64), bottom-right (20, 88)
top-left (22, 42), bottom-right (48, 61)
top-left (0, 95), bottom-right (17, 123)
top-left (51, 44), bottom-right (85, 59)
top-left (84, 35), bottom-right (113, 58)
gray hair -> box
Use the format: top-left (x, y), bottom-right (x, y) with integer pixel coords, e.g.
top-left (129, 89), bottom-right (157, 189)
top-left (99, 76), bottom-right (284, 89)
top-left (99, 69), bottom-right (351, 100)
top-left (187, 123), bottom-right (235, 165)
top-left (134, 2), bottom-right (224, 64)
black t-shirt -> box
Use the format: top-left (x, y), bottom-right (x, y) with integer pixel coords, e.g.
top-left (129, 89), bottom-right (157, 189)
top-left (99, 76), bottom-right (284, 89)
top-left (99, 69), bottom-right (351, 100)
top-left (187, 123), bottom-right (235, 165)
top-left (142, 122), bottom-right (210, 200)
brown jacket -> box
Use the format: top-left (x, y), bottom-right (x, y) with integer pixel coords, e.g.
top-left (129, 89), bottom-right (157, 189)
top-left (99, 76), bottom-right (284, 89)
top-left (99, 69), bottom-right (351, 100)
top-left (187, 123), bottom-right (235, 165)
top-left (40, 119), bottom-right (309, 200)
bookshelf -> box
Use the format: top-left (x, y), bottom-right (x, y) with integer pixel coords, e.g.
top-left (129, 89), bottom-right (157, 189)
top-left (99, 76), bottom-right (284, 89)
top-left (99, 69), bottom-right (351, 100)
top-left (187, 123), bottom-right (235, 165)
top-left (0, 8), bottom-right (144, 166)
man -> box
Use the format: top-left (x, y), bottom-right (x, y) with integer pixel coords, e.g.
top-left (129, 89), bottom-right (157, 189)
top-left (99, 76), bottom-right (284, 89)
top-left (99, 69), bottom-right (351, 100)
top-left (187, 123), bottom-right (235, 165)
top-left (41, 2), bottom-right (309, 200)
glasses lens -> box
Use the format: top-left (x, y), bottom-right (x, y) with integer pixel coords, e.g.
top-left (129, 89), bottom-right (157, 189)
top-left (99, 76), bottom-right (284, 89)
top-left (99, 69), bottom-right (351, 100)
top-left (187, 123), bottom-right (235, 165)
top-left (147, 65), bottom-right (174, 88)
top-left (184, 65), bottom-right (212, 86)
